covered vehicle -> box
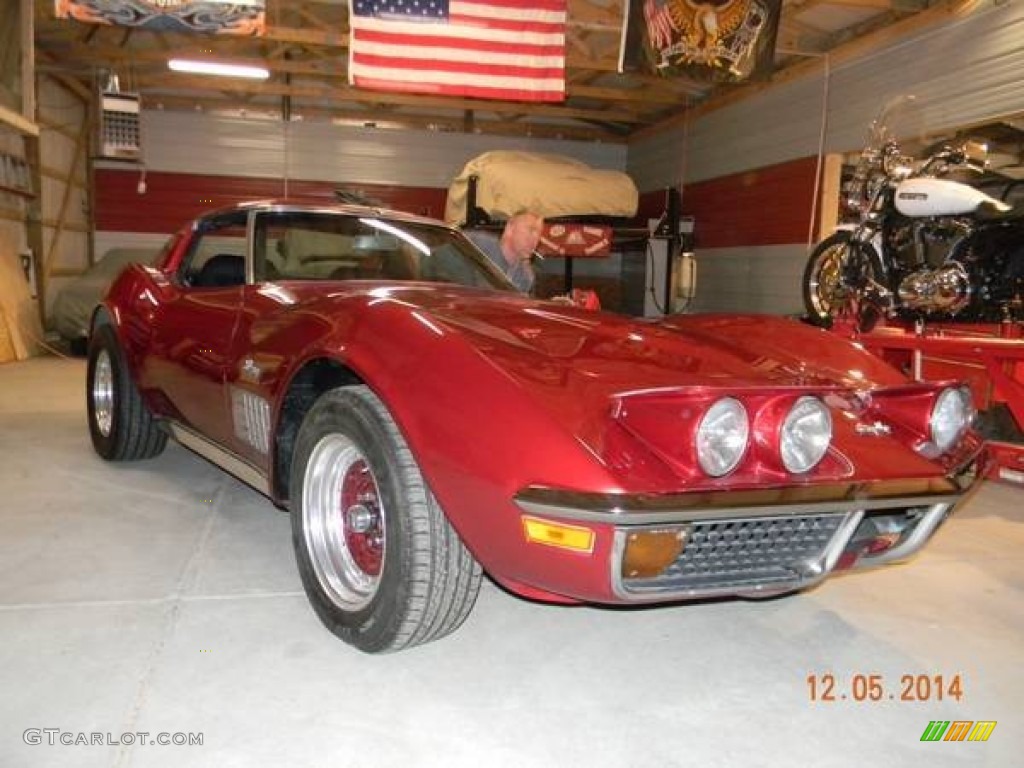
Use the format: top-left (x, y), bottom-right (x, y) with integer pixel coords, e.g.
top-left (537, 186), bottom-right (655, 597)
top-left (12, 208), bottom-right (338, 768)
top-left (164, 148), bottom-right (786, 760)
top-left (53, 247), bottom-right (161, 352)
top-left (86, 201), bottom-right (983, 653)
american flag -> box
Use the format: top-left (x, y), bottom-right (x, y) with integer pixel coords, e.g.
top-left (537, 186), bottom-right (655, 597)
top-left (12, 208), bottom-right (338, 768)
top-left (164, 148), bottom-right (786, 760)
top-left (643, 0), bottom-right (675, 51)
top-left (348, 0), bottom-right (567, 102)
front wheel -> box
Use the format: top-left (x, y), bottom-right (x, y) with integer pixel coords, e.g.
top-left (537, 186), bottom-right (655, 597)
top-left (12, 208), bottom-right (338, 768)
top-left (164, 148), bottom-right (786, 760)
top-left (290, 386), bottom-right (482, 653)
top-left (802, 231), bottom-right (883, 327)
top-left (86, 324), bottom-right (167, 461)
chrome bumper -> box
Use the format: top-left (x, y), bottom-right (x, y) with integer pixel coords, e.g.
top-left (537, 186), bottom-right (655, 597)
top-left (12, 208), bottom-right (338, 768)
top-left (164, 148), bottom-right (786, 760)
top-left (514, 477), bottom-right (970, 603)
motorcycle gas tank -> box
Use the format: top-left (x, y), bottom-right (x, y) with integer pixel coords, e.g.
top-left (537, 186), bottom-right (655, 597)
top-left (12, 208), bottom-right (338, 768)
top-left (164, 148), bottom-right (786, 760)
top-left (894, 178), bottom-right (1005, 217)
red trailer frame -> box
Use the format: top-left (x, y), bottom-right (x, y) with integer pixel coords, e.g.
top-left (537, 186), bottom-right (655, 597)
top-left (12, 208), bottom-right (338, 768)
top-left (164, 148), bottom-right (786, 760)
top-left (832, 318), bottom-right (1024, 486)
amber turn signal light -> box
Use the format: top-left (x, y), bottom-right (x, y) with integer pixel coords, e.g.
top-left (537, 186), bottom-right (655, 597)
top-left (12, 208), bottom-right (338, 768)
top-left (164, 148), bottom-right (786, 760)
top-left (621, 528), bottom-right (689, 579)
top-left (522, 516), bottom-right (595, 553)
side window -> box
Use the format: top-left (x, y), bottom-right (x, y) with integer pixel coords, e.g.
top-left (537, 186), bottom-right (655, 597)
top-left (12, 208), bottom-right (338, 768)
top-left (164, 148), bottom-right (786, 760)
top-left (179, 211), bottom-right (249, 288)
top-left (255, 210), bottom-right (389, 281)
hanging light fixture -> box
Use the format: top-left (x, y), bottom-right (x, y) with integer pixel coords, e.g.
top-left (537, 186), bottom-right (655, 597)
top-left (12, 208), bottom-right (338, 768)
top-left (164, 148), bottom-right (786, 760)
top-left (168, 59), bottom-right (269, 79)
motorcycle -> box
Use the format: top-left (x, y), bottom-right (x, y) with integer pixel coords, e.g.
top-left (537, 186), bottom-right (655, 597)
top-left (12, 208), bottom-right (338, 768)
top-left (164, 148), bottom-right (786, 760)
top-left (802, 96), bottom-right (1024, 330)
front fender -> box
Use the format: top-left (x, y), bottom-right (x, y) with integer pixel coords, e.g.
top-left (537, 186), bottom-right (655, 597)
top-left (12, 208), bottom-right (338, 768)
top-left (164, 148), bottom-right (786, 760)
top-left (266, 296), bottom-right (623, 590)
top-left (829, 223), bottom-right (884, 262)
top-left (655, 314), bottom-right (908, 389)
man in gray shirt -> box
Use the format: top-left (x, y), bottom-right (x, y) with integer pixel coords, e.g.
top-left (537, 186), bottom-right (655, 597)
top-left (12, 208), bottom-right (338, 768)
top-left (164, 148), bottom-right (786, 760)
top-left (463, 210), bottom-right (544, 293)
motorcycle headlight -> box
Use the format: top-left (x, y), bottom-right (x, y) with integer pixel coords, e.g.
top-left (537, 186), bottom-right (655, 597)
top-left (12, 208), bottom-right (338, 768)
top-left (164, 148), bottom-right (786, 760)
top-left (930, 387), bottom-right (973, 452)
top-left (780, 397), bottom-right (832, 474)
top-left (695, 397), bottom-right (749, 477)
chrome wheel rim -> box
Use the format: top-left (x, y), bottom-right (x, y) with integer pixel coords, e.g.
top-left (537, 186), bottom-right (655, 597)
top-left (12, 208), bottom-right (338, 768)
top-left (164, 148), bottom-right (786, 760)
top-left (808, 243), bottom-right (849, 318)
top-left (302, 434), bottom-right (385, 611)
top-left (92, 349), bottom-right (114, 437)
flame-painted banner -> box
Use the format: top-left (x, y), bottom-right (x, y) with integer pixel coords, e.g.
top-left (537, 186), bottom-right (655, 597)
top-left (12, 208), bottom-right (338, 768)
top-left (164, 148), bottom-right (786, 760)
top-left (619, 0), bottom-right (781, 83)
top-left (55, 1), bottom-right (266, 36)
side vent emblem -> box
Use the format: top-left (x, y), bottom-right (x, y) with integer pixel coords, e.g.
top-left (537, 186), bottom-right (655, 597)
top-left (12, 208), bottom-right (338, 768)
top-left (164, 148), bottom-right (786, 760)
top-left (231, 387), bottom-right (271, 454)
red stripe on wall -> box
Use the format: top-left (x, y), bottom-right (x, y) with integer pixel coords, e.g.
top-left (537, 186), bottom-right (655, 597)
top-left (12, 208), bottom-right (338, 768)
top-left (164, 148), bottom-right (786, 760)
top-left (94, 170), bottom-right (449, 233)
top-left (637, 157), bottom-right (819, 250)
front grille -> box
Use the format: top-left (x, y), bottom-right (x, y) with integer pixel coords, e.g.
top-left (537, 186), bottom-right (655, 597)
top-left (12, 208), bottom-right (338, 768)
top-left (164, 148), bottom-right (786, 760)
top-left (623, 513), bottom-right (848, 594)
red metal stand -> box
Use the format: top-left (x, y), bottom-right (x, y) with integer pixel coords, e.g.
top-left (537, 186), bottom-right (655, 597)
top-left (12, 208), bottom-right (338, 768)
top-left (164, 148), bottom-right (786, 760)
top-left (831, 317), bottom-right (1024, 486)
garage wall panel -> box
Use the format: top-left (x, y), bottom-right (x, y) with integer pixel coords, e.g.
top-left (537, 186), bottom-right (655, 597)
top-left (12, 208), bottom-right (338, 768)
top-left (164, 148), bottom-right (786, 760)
top-left (36, 78), bottom-right (89, 322)
top-left (96, 112), bottom-right (629, 253)
top-left (681, 157), bottom-right (818, 249)
top-left (687, 245), bottom-right (807, 315)
top-left (139, 113), bottom-right (287, 180)
top-left (94, 170), bottom-right (448, 232)
top-left (140, 112), bottom-right (627, 187)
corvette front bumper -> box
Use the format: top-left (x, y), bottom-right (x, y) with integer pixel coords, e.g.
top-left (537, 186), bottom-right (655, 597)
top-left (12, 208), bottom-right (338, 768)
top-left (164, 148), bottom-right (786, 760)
top-left (514, 475), bottom-right (974, 603)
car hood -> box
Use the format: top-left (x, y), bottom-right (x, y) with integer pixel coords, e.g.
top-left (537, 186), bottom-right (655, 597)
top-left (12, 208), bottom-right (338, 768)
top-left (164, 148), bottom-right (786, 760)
top-left (273, 282), bottom-right (961, 493)
top-left (290, 282), bottom-right (906, 396)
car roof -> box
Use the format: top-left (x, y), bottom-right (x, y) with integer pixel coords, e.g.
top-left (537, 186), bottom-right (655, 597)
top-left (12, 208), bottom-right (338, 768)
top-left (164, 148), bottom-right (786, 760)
top-left (201, 199), bottom-right (454, 230)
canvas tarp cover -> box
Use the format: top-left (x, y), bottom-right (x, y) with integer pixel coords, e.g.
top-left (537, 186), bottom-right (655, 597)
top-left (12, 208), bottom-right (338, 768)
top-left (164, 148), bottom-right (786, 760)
top-left (444, 151), bottom-right (638, 225)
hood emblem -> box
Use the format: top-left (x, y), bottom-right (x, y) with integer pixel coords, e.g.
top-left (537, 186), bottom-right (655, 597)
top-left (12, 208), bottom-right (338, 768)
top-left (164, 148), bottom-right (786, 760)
top-left (240, 357), bottom-right (262, 383)
top-left (856, 420), bottom-right (892, 437)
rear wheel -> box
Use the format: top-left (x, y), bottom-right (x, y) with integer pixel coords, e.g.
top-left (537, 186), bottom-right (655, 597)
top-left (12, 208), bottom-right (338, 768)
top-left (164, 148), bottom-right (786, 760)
top-left (86, 324), bottom-right (167, 461)
top-left (290, 386), bottom-right (482, 653)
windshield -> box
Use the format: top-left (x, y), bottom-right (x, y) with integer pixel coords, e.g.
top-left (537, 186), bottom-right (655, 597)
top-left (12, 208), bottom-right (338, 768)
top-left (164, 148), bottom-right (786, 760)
top-left (868, 94), bottom-right (927, 149)
top-left (253, 210), bottom-right (514, 291)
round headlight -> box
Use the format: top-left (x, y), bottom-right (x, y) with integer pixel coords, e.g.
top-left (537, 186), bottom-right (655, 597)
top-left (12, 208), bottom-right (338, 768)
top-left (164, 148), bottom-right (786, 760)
top-left (930, 387), bottom-right (972, 452)
top-left (696, 397), bottom-right (749, 477)
top-left (780, 396), bottom-right (832, 474)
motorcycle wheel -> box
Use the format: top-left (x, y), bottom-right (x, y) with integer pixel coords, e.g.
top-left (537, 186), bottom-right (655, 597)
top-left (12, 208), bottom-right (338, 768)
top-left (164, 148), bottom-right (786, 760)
top-left (802, 231), bottom-right (881, 327)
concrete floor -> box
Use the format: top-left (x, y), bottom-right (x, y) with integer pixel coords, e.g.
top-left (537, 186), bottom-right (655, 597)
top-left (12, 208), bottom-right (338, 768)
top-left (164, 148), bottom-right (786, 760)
top-left (1, 356), bottom-right (1022, 768)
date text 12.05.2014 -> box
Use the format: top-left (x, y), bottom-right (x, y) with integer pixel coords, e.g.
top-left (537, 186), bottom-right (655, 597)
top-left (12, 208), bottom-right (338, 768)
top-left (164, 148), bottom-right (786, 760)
top-left (807, 673), bottom-right (964, 703)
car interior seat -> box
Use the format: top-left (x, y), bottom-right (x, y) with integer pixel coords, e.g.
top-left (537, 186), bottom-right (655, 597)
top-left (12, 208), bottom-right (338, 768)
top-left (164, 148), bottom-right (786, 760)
top-left (381, 249), bottom-right (417, 280)
top-left (328, 265), bottom-right (361, 280)
top-left (193, 254), bottom-right (245, 287)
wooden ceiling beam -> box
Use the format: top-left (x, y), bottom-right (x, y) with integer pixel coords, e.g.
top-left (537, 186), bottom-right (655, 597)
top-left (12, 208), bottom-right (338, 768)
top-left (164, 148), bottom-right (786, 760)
top-left (35, 50), bottom-right (92, 102)
top-left (567, 0), bottom-right (623, 30)
top-left (46, 43), bottom-right (683, 109)
top-left (776, 16), bottom-right (834, 53)
top-left (32, 0), bottom-right (950, 141)
top-left (141, 75), bottom-right (644, 123)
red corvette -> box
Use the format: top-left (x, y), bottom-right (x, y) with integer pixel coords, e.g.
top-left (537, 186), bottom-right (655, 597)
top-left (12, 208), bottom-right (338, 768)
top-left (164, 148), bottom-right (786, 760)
top-left (87, 201), bottom-right (982, 653)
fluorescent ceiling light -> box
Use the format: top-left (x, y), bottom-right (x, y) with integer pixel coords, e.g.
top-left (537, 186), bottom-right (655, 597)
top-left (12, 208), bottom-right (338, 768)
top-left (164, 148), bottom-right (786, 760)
top-left (168, 59), bottom-right (269, 79)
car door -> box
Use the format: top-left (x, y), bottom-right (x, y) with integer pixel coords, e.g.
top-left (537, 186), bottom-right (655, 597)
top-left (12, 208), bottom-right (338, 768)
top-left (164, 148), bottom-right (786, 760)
top-left (144, 210), bottom-right (249, 448)
top-left (220, 208), bottom-right (359, 469)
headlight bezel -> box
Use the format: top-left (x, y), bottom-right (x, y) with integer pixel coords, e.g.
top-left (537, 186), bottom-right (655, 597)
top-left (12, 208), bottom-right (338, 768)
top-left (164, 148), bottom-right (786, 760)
top-left (779, 395), bottom-right (833, 474)
top-left (694, 397), bottom-right (750, 478)
top-left (929, 386), bottom-right (974, 452)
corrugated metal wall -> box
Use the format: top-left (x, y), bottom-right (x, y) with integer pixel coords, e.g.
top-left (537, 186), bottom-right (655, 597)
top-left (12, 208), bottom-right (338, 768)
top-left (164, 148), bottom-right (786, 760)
top-left (134, 111), bottom-right (627, 185)
top-left (95, 111), bottom-right (627, 254)
top-left (628, 1), bottom-right (1024, 315)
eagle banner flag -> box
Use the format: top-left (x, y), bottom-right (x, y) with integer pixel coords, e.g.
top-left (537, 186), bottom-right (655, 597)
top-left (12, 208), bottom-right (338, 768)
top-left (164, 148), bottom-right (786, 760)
top-left (619, 0), bottom-right (781, 83)
top-left (348, 1), bottom-right (567, 103)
